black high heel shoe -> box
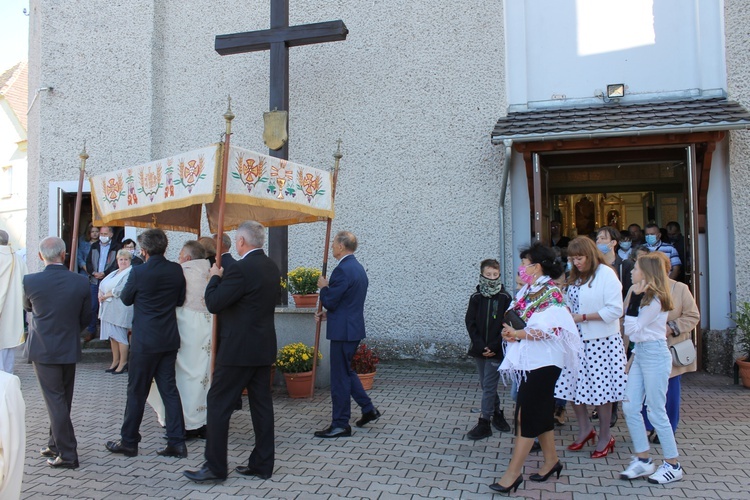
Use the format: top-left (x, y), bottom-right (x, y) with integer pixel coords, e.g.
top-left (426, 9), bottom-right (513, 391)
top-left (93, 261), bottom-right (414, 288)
top-left (112, 363), bottom-right (128, 374)
top-left (489, 475), bottom-right (523, 493)
top-left (529, 461), bottom-right (563, 482)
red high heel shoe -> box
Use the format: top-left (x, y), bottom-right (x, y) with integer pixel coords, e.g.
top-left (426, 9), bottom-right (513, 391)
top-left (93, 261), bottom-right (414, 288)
top-left (590, 436), bottom-right (615, 458)
top-left (567, 428), bottom-right (596, 451)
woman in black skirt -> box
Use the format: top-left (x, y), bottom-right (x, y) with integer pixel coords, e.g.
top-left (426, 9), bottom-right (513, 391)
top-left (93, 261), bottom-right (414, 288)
top-left (490, 243), bottom-right (580, 494)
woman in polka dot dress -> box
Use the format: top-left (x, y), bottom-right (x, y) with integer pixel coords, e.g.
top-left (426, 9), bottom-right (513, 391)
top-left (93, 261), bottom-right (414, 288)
top-left (555, 236), bottom-right (626, 458)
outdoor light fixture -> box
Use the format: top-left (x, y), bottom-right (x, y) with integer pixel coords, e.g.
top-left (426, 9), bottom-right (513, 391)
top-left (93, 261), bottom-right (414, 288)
top-left (606, 83), bottom-right (625, 98)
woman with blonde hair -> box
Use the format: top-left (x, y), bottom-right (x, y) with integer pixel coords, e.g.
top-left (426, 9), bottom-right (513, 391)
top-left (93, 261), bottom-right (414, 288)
top-left (98, 249), bottom-right (134, 374)
top-left (555, 236), bottom-right (625, 458)
top-left (620, 253), bottom-right (684, 484)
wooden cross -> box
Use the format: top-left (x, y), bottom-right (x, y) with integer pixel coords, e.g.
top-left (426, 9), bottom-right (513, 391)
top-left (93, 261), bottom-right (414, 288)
top-left (215, 1), bottom-right (348, 305)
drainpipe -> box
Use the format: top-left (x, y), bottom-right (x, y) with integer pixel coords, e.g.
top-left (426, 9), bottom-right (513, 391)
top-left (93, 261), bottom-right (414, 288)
top-left (499, 139), bottom-right (513, 290)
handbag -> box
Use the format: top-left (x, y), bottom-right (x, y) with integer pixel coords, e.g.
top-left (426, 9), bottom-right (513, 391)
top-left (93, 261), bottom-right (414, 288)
top-left (669, 338), bottom-right (696, 367)
top-left (504, 310), bottom-right (527, 330)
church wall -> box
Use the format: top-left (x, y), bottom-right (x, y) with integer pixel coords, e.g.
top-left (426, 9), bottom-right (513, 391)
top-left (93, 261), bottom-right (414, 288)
top-left (725, 0), bottom-right (750, 351)
top-left (27, 0), bottom-right (507, 359)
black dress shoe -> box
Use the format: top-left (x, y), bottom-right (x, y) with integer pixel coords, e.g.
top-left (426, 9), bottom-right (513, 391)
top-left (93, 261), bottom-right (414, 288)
top-left (40, 447), bottom-right (58, 458)
top-left (355, 408), bottom-right (382, 428)
top-left (186, 426), bottom-right (207, 440)
top-left (105, 367), bottom-right (116, 373)
top-left (105, 439), bottom-right (138, 457)
top-left (157, 442), bottom-right (188, 458)
top-left (489, 475), bottom-right (523, 493)
top-left (47, 456), bottom-right (79, 469)
top-left (314, 425), bottom-right (352, 438)
top-left (235, 465), bottom-right (272, 479)
top-left (183, 463), bottom-right (226, 482)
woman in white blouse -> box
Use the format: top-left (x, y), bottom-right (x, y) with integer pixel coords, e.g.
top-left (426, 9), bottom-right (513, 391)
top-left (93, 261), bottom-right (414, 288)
top-left (555, 236), bottom-right (625, 458)
top-left (620, 253), bottom-right (684, 484)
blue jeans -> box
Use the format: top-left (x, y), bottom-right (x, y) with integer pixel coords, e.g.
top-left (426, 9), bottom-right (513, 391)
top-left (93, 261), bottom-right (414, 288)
top-left (642, 375), bottom-right (681, 432)
top-left (622, 339), bottom-right (679, 459)
top-left (475, 358), bottom-right (501, 420)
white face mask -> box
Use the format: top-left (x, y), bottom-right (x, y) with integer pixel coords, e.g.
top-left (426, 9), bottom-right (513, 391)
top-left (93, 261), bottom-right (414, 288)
top-left (100, 236), bottom-right (111, 244)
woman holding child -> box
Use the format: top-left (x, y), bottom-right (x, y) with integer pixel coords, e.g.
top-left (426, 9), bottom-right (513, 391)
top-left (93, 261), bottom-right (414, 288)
top-left (489, 243), bottom-right (579, 493)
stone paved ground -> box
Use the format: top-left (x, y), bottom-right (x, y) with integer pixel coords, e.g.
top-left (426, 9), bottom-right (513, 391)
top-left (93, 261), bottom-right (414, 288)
top-left (14, 359), bottom-right (750, 499)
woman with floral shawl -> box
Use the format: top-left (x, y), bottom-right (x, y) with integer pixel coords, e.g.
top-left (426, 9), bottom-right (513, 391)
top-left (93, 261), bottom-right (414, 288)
top-left (489, 242), bottom-right (580, 494)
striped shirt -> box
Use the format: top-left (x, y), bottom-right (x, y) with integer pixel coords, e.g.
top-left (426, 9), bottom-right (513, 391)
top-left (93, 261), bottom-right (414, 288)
top-left (648, 242), bottom-right (682, 270)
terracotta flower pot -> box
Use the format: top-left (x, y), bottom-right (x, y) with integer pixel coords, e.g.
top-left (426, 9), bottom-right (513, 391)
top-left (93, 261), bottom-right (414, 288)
top-left (284, 371), bottom-right (314, 398)
top-left (292, 293), bottom-right (319, 308)
top-left (357, 371), bottom-right (376, 391)
top-left (737, 358), bottom-right (750, 388)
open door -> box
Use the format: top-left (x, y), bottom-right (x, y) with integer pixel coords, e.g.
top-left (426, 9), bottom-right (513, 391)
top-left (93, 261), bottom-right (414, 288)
top-left (531, 153), bottom-right (550, 243)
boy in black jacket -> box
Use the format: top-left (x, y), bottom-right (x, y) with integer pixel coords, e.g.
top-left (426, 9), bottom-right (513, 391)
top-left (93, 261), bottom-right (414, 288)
top-left (465, 259), bottom-right (513, 440)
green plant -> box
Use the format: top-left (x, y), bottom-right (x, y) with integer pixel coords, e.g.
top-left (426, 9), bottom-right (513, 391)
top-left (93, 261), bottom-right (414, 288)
top-left (276, 342), bottom-right (322, 373)
top-left (351, 343), bottom-right (380, 374)
top-left (287, 267), bottom-right (321, 295)
top-left (731, 301), bottom-right (750, 361)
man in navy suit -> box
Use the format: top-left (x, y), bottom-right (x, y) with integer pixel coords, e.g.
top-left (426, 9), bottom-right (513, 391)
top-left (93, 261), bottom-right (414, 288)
top-left (105, 229), bottom-right (187, 459)
top-left (314, 231), bottom-right (380, 438)
top-left (24, 237), bottom-right (90, 468)
top-left (184, 220), bottom-right (280, 482)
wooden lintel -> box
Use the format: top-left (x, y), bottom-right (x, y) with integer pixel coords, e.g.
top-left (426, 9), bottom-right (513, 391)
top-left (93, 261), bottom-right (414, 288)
top-left (518, 132), bottom-right (727, 152)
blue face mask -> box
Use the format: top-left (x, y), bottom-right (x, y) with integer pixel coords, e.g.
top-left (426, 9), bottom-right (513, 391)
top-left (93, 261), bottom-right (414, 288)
top-left (619, 241), bottom-right (632, 251)
top-left (645, 234), bottom-right (658, 246)
top-left (597, 243), bottom-right (611, 254)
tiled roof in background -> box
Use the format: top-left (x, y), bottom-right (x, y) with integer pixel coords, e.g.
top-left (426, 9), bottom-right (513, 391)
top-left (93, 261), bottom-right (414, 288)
top-left (491, 97), bottom-right (750, 144)
top-left (0, 61), bottom-right (29, 131)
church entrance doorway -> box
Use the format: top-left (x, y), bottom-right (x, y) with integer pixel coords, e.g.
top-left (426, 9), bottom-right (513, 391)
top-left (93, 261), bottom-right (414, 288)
top-left (516, 132), bottom-right (724, 368)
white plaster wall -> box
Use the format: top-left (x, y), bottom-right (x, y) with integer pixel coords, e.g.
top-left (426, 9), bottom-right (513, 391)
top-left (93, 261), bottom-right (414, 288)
top-left (28, 0), bottom-right (507, 357)
top-left (0, 100), bottom-right (27, 250)
top-left (725, 0), bottom-right (750, 308)
top-left (505, 0), bottom-right (727, 107)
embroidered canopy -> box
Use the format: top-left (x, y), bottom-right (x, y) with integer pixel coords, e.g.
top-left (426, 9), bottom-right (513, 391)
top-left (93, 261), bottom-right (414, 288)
top-left (90, 144), bottom-right (334, 233)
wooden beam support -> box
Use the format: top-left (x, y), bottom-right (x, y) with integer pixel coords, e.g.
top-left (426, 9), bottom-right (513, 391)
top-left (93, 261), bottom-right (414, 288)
top-left (216, 20), bottom-right (348, 55)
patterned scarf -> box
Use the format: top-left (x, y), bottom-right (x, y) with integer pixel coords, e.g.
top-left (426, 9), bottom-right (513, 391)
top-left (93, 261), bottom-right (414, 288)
top-left (478, 275), bottom-right (503, 298)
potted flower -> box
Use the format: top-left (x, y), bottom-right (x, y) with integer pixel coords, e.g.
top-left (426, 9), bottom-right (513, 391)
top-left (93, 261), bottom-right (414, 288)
top-left (287, 267), bottom-right (321, 308)
top-left (351, 342), bottom-right (380, 390)
top-left (276, 342), bottom-right (322, 398)
top-left (731, 302), bottom-right (750, 388)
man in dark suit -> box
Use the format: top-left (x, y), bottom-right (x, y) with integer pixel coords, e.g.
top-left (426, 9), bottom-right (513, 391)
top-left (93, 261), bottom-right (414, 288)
top-left (24, 236), bottom-right (90, 468)
top-left (84, 225), bottom-right (119, 340)
top-left (184, 220), bottom-right (280, 482)
top-left (314, 231), bottom-right (381, 438)
top-left (105, 229), bottom-right (188, 459)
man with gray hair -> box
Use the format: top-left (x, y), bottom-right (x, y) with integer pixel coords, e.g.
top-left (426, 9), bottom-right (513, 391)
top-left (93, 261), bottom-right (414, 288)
top-left (314, 231), bottom-right (381, 438)
top-left (24, 236), bottom-right (90, 468)
top-left (184, 221), bottom-right (279, 482)
top-left (0, 229), bottom-right (27, 373)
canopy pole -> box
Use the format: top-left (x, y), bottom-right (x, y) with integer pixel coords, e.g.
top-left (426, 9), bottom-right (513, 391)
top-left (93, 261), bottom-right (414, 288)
top-left (309, 139), bottom-right (342, 398)
top-left (69, 144), bottom-right (88, 272)
top-left (211, 98), bottom-right (235, 375)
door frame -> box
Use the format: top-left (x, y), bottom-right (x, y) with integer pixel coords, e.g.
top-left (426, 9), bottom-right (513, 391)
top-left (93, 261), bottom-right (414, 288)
top-left (520, 131), bottom-right (724, 369)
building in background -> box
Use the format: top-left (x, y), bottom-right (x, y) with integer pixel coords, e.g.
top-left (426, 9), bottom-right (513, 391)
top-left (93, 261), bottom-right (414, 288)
top-left (0, 61), bottom-right (27, 254)
top-left (24, 1), bottom-right (750, 369)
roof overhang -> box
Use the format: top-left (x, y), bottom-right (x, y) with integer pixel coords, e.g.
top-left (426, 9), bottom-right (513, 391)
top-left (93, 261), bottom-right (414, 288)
top-left (491, 97), bottom-right (750, 145)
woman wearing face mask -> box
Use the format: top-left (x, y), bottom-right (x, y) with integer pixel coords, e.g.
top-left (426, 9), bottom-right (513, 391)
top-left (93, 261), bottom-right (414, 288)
top-left (121, 239), bottom-right (144, 266)
top-left (489, 243), bottom-right (579, 493)
top-left (555, 236), bottom-right (626, 458)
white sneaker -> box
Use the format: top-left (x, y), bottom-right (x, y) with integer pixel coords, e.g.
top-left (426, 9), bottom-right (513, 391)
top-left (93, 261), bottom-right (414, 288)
top-left (647, 462), bottom-right (683, 484)
top-left (620, 456), bottom-right (656, 479)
